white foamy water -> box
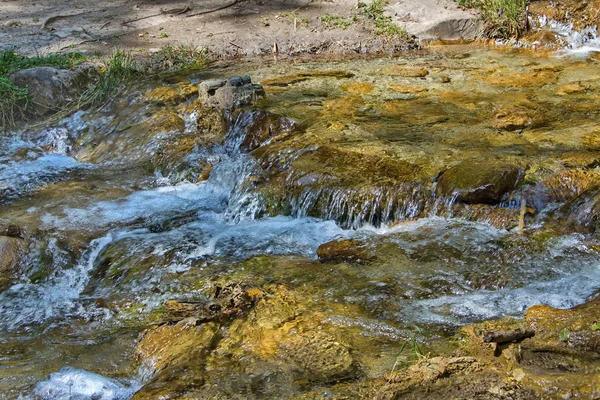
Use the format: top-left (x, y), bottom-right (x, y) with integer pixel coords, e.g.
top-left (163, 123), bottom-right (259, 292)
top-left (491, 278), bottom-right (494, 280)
top-left (29, 367), bottom-right (140, 400)
top-left (0, 233), bottom-right (119, 331)
top-left (537, 16), bottom-right (600, 56)
top-left (0, 154), bottom-right (83, 196)
top-left (400, 258), bottom-right (600, 325)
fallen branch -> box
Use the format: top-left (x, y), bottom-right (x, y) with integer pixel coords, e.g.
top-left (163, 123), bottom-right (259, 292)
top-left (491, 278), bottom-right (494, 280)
top-left (185, 0), bottom-right (240, 18)
top-left (122, 6), bottom-right (191, 25)
top-left (483, 328), bottom-right (535, 344)
top-left (40, 11), bottom-right (92, 30)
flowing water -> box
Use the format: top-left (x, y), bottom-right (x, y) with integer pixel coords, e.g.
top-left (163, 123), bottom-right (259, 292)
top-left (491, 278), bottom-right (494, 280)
top-left (1, 44), bottom-right (600, 398)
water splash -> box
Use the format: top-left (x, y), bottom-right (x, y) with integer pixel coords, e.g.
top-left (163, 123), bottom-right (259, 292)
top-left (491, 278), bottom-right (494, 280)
top-left (29, 367), bottom-right (141, 400)
top-left (0, 233), bottom-right (117, 332)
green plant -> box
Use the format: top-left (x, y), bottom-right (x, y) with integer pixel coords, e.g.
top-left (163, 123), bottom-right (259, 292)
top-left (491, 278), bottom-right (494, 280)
top-left (159, 32), bottom-right (169, 38)
top-left (320, 13), bottom-right (352, 29)
top-left (558, 328), bottom-right (570, 342)
top-left (456, 0), bottom-right (529, 38)
top-left (390, 326), bottom-right (428, 371)
top-left (153, 45), bottom-right (207, 72)
top-left (358, 0), bottom-right (407, 37)
top-left (591, 322), bottom-right (600, 331)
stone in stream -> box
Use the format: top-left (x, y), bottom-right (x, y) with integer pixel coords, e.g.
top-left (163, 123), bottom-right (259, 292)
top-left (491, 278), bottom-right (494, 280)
top-left (198, 75), bottom-right (265, 110)
top-left (436, 161), bottom-right (523, 205)
top-left (0, 235), bottom-right (25, 291)
top-left (562, 186), bottom-right (600, 234)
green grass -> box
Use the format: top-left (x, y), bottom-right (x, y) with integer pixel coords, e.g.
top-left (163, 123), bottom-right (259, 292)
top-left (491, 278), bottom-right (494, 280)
top-left (320, 14), bottom-right (352, 29)
top-left (457, 0), bottom-right (529, 38)
top-left (151, 45), bottom-right (207, 72)
top-left (0, 49), bottom-right (86, 130)
top-left (358, 0), bottom-right (407, 37)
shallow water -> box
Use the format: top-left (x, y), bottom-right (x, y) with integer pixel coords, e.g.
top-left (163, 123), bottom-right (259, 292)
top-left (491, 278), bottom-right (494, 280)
top-left (1, 44), bottom-right (600, 398)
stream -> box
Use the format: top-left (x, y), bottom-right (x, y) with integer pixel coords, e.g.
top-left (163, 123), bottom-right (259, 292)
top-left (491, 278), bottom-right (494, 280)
top-left (1, 43), bottom-right (600, 398)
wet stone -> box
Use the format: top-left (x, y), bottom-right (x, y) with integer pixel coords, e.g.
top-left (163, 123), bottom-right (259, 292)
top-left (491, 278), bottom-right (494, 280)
top-left (436, 161), bottom-right (523, 204)
top-left (0, 236), bottom-right (25, 291)
top-left (197, 76), bottom-right (265, 110)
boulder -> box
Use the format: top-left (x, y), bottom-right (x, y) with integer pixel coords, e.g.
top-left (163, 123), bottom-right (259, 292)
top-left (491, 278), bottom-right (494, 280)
top-left (197, 75), bottom-right (265, 110)
top-left (385, 0), bottom-right (482, 41)
top-left (436, 161), bottom-right (523, 204)
top-left (10, 66), bottom-right (85, 115)
top-left (133, 320), bottom-right (220, 399)
top-left (0, 235), bottom-right (25, 290)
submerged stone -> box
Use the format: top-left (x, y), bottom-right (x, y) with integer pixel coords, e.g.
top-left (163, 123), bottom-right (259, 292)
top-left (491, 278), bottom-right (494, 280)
top-left (381, 65), bottom-right (429, 77)
top-left (436, 161), bottom-right (523, 204)
top-left (261, 70), bottom-right (355, 87)
top-left (317, 239), bottom-right (369, 263)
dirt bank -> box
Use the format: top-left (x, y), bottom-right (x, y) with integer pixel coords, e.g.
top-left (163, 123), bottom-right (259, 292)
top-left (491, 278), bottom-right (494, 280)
top-left (0, 0), bottom-right (417, 58)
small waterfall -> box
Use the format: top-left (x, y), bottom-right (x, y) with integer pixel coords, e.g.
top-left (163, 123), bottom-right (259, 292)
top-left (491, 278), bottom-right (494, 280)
top-left (535, 15), bottom-right (600, 55)
top-left (288, 183), bottom-right (433, 229)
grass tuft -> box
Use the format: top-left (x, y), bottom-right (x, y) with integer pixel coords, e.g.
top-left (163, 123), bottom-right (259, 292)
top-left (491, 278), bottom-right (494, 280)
top-left (358, 0), bottom-right (408, 37)
top-left (457, 0), bottom-right (529, 38)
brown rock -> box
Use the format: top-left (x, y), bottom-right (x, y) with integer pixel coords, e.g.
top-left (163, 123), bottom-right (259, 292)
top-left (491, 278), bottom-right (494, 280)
top-left (436, 161), bottom-right (523, 204)
top-left (340, 82), bottom-right (375, 95)
top-left (0, 236), bottom-right (25, 290)
top-left (491, 105), bottom-right (541, 131)
top-left (382, 65), bottom-right (429, 77)
top-left (317, 239), bottom-right (368, 262)
top-left (10, 67), bottom-right (82, 115)
top-left (233, 110), bottom-right (296, 152)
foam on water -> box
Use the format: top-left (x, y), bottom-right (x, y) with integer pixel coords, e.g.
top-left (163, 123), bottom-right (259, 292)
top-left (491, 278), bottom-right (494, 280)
top-left (536, 16), bottom-right (600, 56)
top-left (401, 259), bottom-right (600, 325)
top-left (0, 233), bottom-right (121, 331)
top-left (30, 367), bottom-right (140, 400)
top-left (0, 154), bottom-right (83, 196)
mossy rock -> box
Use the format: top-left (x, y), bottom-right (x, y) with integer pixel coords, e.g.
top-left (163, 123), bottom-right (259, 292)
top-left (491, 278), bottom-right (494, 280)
top-left (525, 295), bottom-right (600, 353)
top-left (288, 146), bottom-right (420, 188)
top-left (316, 239), bottom-right (370, 263)
top-left (481, 68), bottom-right (559, 88)
top-left (133, 320), bottom-right (220, 399)
top-left (436, 161), bottom-right (523, 204)
top-left (143, 83), bottom-right (198, 105)
top-left (340, 82), bottom-right (375, 95)
top-left (381, 65), bottom-right (429, 77)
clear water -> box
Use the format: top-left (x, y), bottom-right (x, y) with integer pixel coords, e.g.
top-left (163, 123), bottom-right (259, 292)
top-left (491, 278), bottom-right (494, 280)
top-left (1, 44), bottom-right (600, 398)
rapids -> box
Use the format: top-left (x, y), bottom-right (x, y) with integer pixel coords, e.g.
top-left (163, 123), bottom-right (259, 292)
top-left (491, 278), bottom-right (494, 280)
top-left (1, 44), bottom-right (600, 398)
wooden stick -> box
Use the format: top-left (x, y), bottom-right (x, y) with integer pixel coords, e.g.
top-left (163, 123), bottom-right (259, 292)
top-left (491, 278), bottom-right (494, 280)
top-left (483, 328), bottom-right (535, 344)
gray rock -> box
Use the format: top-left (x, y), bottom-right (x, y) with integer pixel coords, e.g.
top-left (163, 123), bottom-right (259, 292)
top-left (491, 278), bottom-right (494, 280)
top-left (10, 66), bottom-right (88, 115)
top-left (385, 0), bottom-right (482, 41)
top-left (197, 76), bottom-right (265, 111)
